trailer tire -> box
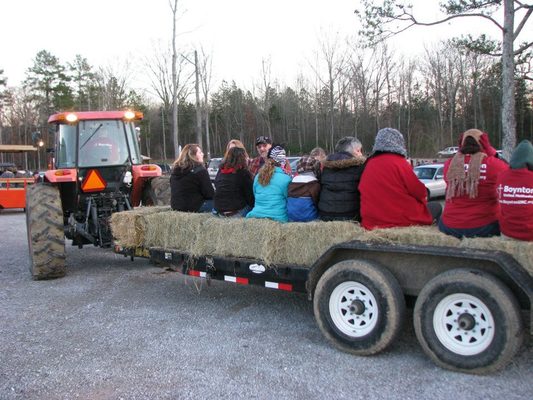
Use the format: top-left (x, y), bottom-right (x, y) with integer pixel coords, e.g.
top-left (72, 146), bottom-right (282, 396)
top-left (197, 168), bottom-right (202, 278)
top-left (313, 260), bottom-right (405, 355)
top-left (413, 269), bottom-right (523, 374)
top-left (143, 176), bottom-right (170, 206)
top-left (26, 184), bottom-right (66, 280)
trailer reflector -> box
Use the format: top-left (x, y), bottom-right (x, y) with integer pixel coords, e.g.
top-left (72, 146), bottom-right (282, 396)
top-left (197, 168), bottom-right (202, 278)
top-left (224, 275), bottom-right (249, 285)
top-left (189, 270), bottom-right (207, 278)
top-left (265, 281), bottom-right (293, 291)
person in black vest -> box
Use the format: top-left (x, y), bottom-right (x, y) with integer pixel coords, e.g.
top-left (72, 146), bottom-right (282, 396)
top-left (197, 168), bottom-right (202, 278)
top-left (318, 137), bottom-right (366, 221)
top-left (170, 144), bottom-right (214, 212)
top-left (213, 146), bottom-right (254, 217)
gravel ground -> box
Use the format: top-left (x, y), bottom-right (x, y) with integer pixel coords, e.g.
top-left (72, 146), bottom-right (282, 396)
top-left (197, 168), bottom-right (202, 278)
top-left (0, 210), bottom-right (531, 399)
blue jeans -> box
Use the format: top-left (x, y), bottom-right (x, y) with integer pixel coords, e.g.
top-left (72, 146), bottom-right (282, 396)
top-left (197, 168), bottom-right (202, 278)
top-left (438, 219), bottom-right (500, 239)
top-left (213, 205), bottom-right (251, 218)
top-left (198, 200), bottom-right (214, 213)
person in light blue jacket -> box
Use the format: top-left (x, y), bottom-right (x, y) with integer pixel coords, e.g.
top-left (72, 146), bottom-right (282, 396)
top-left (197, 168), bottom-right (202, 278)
top-left (246, 144), bottom-right (292, 223)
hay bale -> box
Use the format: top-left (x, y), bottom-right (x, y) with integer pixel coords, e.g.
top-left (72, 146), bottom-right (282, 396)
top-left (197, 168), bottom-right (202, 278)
top-left (110, 208), bottom-right (533, 276)
top-left (110, 206), bottom-right (170, 247)
top-left (194, 217), bottom-right (281, 263)
top-left (143, 211), bottom-right (211, 252)
top-left (272, 221), bottom-right (365, 266)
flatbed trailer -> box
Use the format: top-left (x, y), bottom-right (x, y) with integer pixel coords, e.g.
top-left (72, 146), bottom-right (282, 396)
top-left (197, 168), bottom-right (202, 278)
top-left (116, 238), bottom-right (533, 375)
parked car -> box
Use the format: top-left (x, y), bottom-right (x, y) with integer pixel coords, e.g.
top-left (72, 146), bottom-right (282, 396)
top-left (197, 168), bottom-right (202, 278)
top-left (437, 146), bottom-right (458, 157)
top-left (207, 158), bottom-right (222, 181)
top-left (414, 163), bottom-right (446, 199)
top-left (287, 156), bottom-right (301, 176)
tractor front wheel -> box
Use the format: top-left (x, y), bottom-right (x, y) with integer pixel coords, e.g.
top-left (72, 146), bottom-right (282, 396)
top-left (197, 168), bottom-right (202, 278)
top-left (26, 184), bottom-right (66, 280)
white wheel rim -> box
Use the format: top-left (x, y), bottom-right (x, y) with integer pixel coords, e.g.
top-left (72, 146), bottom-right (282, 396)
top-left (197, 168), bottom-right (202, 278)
top-left (433, 293), bottom-right (495, 356)
top-left (329, 281), bottom-right (379, 337)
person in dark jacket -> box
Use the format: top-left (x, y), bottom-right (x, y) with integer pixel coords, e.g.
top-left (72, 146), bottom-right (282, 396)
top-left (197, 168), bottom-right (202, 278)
top-left (213, 147), bottom-right (254, 217)
top-left (318, 137), bottom-right (366, 221)
top-left (170, 144), bottom-right (214, 212)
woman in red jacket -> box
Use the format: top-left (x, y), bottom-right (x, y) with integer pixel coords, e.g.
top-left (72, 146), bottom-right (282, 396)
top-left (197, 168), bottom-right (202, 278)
top-left (497, 139), bottom-right (533, 241)
top-left (438, 129), bottom-right (508, 238)
top-left (360, 128), bottom-right (440, 230)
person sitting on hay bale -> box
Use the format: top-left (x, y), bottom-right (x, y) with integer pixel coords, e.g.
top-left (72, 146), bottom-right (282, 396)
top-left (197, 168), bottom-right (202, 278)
top-left (249, 136), bottom-right (291, 177)
top-left (170, 144), bottom-right (214, 213)
top-left (318, 137), bottom-right (366, 222)
top-left (438, 129), bottom-right (508, 238)
top-left (287, 156), bottom-right (321, 222)
top-left (360, 128), bottom-right (442, 230)
top-left (497, 139), bottom-right (533, 241)
top-left (213, 146), bottom-right (254, 218)
top-left (224, 139), bottom-right (250, 162)
top-left (246, 144), bottom-right (292, 223)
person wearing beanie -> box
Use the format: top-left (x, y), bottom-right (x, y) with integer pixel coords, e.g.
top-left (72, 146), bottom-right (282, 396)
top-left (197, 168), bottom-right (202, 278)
top-left (246, 144), bottom-right (292, 223)
top-left (497, 140), bottom-right (533, 241)
top-left (287, 156), bottom-right (321, 222)
top-left (248, 136), bottom-right (292, 177)
top-left (318, 136), bottom-right (366, 221)
top-left (359, 128), bottom-right (440, 230)
top-left (438, 129), bottom-right (508, 238)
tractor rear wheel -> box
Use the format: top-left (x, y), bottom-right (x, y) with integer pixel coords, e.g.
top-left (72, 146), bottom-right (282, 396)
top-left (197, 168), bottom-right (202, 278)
top-left (26, 184), bottom-right (66, 280)
top-left (143, 176), bottom-right (170, 206)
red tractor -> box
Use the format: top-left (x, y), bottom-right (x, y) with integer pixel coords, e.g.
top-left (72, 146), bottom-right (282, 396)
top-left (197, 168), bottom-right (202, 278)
top-left (26, 110), bottom-right (170, 279)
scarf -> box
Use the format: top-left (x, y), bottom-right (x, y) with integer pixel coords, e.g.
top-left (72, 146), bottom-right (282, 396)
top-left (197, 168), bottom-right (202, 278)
top-left (445, 152), bottom-right (486, 200)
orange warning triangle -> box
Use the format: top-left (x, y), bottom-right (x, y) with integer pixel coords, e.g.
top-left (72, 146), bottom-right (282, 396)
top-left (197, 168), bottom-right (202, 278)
top-left (81, 169), bottom-right (107, 192)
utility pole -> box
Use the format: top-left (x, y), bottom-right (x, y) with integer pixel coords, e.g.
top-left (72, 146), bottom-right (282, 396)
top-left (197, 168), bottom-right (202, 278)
top-left (194, 50), bottom-right (202, 148)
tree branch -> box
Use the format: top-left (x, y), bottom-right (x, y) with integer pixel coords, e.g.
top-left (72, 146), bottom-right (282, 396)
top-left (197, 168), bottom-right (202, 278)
top-left (513, 6), bottom-right (533, 39)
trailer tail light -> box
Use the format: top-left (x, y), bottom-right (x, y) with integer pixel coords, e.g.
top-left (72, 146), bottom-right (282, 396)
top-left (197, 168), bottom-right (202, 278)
top-left (54, 169), bottom-right (72, 176)
top-left (81, 169), bottom-right (107, 192)
top-left (141, 165), bottom-right (158, 171)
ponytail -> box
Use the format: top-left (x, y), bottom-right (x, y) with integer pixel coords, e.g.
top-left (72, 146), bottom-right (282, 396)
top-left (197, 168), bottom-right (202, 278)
top-left (257, 159), bottom-right (277, 186)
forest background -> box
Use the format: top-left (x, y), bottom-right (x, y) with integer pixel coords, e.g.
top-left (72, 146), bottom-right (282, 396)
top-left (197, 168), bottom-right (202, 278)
top-left (0, 4), bottom-right (532, 169)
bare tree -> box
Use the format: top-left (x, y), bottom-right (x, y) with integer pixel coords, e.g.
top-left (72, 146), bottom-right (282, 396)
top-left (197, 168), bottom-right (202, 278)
top-left (356, 0), bottom-right (533, 159)
top-left (144, 41), bottom-right (192, 160)
top-left (198, 47), bottom-right (214, 159)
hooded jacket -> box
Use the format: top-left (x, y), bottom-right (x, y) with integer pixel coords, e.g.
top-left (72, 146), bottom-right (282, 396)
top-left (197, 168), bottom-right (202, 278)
top-left (214, 166), bottom-right (254, 213)
top-left (441, 131), bottom-right (508, 229)
top-left (170, 164), bottom-right (214, 212)
top-left (497, 140), bottom-right (533, 241)
top-left (318, 151), bottom-right (366, 221)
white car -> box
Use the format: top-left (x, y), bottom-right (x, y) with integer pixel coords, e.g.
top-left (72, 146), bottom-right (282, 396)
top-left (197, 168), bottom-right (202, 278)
top-left (437, 146), bottom-right (458, 157)
top-left (414, 164), bottom-right (446, 199)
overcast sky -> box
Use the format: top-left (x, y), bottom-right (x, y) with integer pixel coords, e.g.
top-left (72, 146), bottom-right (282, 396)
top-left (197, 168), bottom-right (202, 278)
top-left (0, 0), bottom-right (522, 94)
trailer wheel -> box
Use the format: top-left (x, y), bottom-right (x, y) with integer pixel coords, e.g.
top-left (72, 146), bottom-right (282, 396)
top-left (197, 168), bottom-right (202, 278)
top-left (313, 260), bottom-right (405, 355)
top-left (413, 269), bottom-right (523, 374)
top-left (143, 176), bottom-right (170, 206)
top-left (26, 184), bottom-right (66, 280)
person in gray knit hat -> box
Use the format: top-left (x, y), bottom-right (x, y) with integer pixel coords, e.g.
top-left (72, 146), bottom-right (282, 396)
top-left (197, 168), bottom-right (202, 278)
top-left (359, 128), bottom-right (441, 229)
top-left (372, 127), bottom-right (407, 157)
